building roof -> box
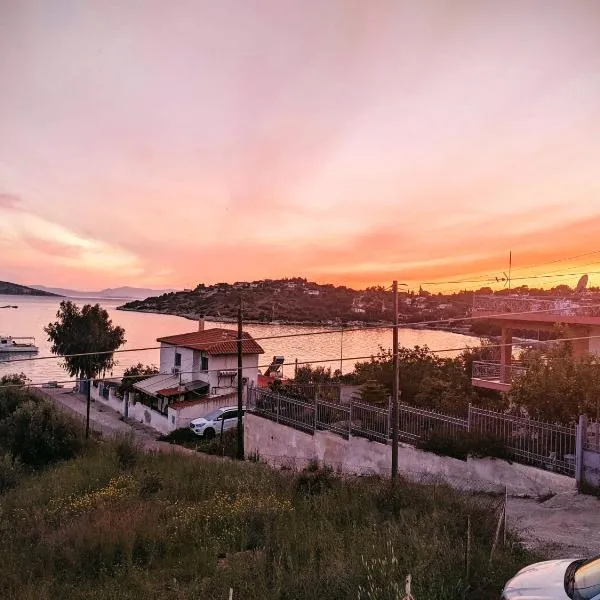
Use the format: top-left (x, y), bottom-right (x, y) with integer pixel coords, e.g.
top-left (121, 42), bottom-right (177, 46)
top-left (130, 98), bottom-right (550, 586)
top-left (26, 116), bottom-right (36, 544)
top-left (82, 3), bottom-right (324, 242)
top-left (156, 327), bottom-right (265, 355)
top-left (132, 373), bottom-right (180, 397)
top-left (133, 374), bottom-right (210, 398)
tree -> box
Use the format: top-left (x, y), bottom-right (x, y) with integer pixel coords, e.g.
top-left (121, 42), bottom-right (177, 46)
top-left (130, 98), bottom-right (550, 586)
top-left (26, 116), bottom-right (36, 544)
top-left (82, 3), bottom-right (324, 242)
top-left (45, 301), bottom-right (126, 380)
top-left (118, 363), bottom-right (159, 397)
top-left (45, 301), bottom-right (126, 437)
top-left (509, 342), bottom-right (600, 423)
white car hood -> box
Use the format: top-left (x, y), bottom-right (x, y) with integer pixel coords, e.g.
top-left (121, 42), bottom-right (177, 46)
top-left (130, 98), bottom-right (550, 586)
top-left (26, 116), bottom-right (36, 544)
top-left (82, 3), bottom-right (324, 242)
top-left (503, 559), bottom-right (576, 599)
top-left (191, 418), bottom-right (208, 426)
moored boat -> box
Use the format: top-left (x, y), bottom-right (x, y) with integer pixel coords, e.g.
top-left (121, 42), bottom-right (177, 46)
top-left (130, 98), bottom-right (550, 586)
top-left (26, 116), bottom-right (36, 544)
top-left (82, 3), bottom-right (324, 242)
top-left (0, 336), bottom-right (39, 353)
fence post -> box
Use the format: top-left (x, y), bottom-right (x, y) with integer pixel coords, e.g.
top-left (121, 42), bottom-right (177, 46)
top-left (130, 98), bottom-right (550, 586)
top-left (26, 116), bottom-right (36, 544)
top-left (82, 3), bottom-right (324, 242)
top-left (314, 396), bottom-right (318, 433)
top-left (575, 414), bottom-right (586, 489)
top-left (387, 395), bottom-right (391, 441)
top-left (276, 394), bottom-right (280, 424)
top-left (467, 403), bottom-right (472, 432)
top-left (348, 397), bottom-right (352, 440)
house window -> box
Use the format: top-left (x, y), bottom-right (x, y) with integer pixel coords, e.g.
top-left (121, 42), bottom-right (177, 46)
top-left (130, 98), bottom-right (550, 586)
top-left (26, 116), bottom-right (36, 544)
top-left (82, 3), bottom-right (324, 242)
top-left (201, 356), bottom-right (209, 371)
top-left (174, 352), bottom-right (181, 367)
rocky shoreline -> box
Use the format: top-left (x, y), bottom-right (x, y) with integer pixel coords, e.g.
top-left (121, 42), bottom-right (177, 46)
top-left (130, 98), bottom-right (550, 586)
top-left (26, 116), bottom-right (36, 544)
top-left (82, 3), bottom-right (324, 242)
top-left (116, 305), bottom-right (477, 336)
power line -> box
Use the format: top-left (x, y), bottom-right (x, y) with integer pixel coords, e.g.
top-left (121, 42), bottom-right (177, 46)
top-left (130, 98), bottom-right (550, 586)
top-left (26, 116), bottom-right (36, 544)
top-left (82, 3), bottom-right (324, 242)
top-left (5, 301), bottom-right (600, 366)
top-left (4, 331), bottom-right (600, 391)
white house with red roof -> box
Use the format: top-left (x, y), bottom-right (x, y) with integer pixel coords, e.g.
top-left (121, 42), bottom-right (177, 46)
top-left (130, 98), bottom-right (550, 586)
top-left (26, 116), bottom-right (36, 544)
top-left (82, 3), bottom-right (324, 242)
top-left (129, 323), bottom-right (264, 434)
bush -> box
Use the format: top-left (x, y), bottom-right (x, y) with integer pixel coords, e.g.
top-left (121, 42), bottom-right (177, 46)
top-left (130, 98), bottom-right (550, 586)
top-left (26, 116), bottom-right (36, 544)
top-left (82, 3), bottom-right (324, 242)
top-left (112, 433), bottom-right (140, 469)
top-left (199, 428), bottom-right (239, 458)
top-left (158, 427), bottom-right (198, 445)
top-left (0, 452), bottom-right (22, 493)
top-left (2, 400), bottom-right (83, 468)
top-left (295, 460), bottom-right (336, 497)
top-left (416, 431), bottom-right (511, 461)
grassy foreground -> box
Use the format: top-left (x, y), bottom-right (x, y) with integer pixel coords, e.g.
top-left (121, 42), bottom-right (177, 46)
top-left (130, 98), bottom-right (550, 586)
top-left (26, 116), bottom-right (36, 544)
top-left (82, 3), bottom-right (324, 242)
top-left (0, 439), bottom-right (536, 600)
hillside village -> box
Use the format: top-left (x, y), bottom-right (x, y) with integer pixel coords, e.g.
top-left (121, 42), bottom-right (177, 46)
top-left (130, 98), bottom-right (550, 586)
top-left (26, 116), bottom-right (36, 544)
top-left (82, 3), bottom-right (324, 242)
top-left (119, 277), bottom-right (472, 326)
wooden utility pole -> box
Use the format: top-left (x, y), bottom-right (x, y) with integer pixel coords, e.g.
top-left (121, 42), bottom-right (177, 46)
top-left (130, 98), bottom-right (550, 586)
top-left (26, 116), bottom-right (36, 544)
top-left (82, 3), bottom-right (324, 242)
top-left (236, 298), bottom-right (244, 460)
top-left (391, 280), bottom-right (399, 484)
top-left (85, 378), bottom-right (91, 439)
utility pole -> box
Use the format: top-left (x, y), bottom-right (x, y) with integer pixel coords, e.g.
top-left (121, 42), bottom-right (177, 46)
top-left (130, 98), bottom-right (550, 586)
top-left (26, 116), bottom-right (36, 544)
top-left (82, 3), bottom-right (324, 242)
top-left (236, 297), bottom-right (244, 460)
top-left (85, 377), bottom-right (91, 439)
top-left (391, 280), bottom-right (399, 484)
top-left (85, 356), bottom-right (91, 439)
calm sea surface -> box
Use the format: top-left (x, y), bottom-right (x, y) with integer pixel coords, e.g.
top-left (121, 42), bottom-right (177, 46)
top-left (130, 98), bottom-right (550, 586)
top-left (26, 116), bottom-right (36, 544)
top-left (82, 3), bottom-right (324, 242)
top-left (0, 295), bottom-right (480, 384)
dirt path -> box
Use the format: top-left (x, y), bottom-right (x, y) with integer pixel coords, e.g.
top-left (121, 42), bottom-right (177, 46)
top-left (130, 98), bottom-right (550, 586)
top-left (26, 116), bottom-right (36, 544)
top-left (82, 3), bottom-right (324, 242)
top-left (508, 492), bottom-right (600, 558)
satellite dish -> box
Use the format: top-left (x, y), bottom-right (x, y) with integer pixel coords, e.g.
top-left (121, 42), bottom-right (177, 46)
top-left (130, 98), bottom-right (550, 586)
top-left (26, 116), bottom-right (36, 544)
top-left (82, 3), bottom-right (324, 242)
top-left (575, 274), bottom-right (589, 294)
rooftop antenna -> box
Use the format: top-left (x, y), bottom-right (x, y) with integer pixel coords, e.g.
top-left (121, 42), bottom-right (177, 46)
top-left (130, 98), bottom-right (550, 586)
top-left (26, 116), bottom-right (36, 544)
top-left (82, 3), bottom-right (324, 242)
top-left (508, 251), bottom-right (512, 291)
top-left (575, 274), bottom-right (588, 294)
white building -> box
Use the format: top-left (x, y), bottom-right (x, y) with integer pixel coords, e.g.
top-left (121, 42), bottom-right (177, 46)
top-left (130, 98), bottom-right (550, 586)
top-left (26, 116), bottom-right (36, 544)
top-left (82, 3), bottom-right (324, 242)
top-left (130, 324), bottom-right (264, 434)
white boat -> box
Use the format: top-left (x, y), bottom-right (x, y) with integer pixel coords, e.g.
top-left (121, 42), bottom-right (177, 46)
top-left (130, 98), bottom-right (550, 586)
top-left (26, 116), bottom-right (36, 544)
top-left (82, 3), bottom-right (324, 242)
top-left (0, 336), bottom-right (39, 353)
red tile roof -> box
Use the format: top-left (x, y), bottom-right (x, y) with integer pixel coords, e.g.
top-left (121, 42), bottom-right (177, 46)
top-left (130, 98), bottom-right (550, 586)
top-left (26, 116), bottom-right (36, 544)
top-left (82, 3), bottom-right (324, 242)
top-left (156, 328), bottom-right (264, 355)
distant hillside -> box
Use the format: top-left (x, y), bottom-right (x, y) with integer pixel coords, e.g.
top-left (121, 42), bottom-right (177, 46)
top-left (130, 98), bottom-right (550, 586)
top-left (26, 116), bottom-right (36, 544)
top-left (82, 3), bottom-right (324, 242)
top-left (30, 285), bottom-right (178, 299)
top-left (118, 278), bottom-right (400, 324)
top-left (0, 281), bottom-right (61, 297)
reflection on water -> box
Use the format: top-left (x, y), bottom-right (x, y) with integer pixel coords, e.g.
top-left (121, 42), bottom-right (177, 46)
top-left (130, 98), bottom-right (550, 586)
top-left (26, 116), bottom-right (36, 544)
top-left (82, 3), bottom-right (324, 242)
top-left (0, 295), bottom-right (480, 385)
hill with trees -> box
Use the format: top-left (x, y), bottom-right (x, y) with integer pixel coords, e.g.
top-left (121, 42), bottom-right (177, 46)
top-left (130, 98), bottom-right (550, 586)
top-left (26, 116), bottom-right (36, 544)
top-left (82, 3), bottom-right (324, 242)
top-left (0, 280), bottom-right (60, 296)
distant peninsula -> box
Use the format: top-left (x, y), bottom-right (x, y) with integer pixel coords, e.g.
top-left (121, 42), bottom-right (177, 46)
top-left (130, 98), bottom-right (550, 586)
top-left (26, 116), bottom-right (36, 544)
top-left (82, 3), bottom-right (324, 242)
top-left (0, 281), bottom-right (61, 297)
top-left (117, 277), bottom-right (470, 327)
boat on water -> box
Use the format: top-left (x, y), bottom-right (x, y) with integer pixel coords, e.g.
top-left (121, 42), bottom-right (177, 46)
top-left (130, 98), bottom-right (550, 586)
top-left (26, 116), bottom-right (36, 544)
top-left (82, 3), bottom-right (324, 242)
top-left (0, 336), bottom-right (39, 353)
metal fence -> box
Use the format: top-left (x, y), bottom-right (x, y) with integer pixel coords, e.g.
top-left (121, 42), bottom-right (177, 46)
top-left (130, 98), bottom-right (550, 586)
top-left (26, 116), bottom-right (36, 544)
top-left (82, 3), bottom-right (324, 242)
top-left (398, 404), bottom-right (468, 443)
top-left (248, 387), bottom-right (579, 476)
top-left (469, 406), bottom-right (577, 475)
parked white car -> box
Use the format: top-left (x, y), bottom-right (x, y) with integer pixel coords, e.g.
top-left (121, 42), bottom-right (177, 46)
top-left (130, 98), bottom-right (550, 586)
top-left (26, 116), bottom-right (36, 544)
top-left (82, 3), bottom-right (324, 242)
top-left (189, 406), bottom-right (245, 439)
top-left (502, 556), bottom-right (600, 599)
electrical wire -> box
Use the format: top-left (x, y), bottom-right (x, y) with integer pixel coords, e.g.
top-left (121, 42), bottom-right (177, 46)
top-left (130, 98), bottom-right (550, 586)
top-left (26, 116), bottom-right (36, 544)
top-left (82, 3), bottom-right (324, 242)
top-left (3, 330), bottom-right (600, 391)
top-left (5, 301), bottom-right (600, 366)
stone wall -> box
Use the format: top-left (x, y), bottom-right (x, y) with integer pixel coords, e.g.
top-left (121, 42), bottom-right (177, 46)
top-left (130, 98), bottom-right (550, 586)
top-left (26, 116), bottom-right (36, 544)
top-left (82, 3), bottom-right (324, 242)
top-left (245, 413), bottom-right (574, 498)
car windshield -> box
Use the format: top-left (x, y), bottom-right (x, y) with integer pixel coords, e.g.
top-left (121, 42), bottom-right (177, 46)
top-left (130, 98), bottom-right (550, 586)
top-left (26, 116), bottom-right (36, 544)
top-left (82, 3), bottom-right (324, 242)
top-left (203, 409), bottom-right (224, 421)
top-left (570, 557), bottom-right (600, 600)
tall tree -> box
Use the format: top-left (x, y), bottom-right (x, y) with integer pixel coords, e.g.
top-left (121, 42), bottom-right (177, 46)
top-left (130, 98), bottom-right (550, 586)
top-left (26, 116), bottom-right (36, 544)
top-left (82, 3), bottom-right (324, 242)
top-left (45, 301), bottom-right (126, 380)
top-left (45, 301), bottom-right (126, 437)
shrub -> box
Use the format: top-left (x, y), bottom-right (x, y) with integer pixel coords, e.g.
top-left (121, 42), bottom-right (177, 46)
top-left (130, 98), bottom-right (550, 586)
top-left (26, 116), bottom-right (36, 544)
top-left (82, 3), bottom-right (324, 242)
top-left (2, 400), bottom-right (83, 467)
top-left (0, 452), bottom-right (22, 493)
top-left (416, 431), bottom-right (511, 461)
top-left (112, 433), bottom-right (140, 469)
top-left (294, 460), bottom-right (335, 497)
top-left (158, 427), bottom-right (198, 445)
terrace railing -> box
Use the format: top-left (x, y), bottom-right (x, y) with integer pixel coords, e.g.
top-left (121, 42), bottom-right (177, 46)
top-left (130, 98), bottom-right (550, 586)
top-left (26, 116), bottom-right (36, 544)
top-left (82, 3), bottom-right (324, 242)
top-left (472, 361), bottom-right (526, 383)
top-left (473, 295), bottom-right (600, 319)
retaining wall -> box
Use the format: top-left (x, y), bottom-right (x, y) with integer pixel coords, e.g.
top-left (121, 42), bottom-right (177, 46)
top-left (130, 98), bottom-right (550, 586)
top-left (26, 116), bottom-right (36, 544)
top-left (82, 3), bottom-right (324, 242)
top-left (245, 413), bottom-right (575, 498)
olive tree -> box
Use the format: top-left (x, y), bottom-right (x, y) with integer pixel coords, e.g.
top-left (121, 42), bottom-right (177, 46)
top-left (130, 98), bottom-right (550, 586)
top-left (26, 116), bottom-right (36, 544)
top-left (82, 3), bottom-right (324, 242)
top-left (45, 301), bottom-right (126, 436)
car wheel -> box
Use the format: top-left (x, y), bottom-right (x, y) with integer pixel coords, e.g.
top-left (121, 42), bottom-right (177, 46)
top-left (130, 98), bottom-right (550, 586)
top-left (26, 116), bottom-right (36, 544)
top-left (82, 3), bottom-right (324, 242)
top-left (204, 428), bottom-right (216, 440)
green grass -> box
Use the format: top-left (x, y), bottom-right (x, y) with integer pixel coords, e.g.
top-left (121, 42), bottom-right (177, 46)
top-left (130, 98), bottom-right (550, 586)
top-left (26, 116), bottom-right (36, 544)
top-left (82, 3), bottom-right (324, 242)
top-left (0, 437), bottom-right (539, 600)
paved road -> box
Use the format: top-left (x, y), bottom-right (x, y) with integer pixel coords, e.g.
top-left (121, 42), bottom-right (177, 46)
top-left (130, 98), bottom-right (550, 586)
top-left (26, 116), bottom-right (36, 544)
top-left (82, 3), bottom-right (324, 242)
top-left (34, 386), bottom-right (190, 453)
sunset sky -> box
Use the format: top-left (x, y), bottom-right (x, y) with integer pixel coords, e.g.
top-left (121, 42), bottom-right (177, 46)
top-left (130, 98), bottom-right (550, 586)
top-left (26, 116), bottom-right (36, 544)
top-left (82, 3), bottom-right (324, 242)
top-left (1, 0), bottom-right (599, 292)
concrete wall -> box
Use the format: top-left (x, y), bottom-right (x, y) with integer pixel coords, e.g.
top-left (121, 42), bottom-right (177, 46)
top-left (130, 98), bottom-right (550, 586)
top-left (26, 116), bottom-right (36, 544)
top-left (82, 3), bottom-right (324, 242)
top-left (92, 382), bottom-right (126, 415)
top-left (581, 447), bottom-right (600, 491)
top-left (168, 392), bottom-right (237, 430)
top-left (130, 400), bottom-right (170, 435)
top-left (159, 345), bottom-right (196, 382)
top-left (245, 413), bottom-right (574, 498)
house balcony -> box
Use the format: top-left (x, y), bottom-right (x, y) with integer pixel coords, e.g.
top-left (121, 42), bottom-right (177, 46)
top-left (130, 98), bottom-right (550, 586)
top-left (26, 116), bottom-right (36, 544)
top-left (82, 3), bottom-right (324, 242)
top-left (472, 295), bottom-right (600, 327)
top-left (472, 360), bottom-right (526, 392)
